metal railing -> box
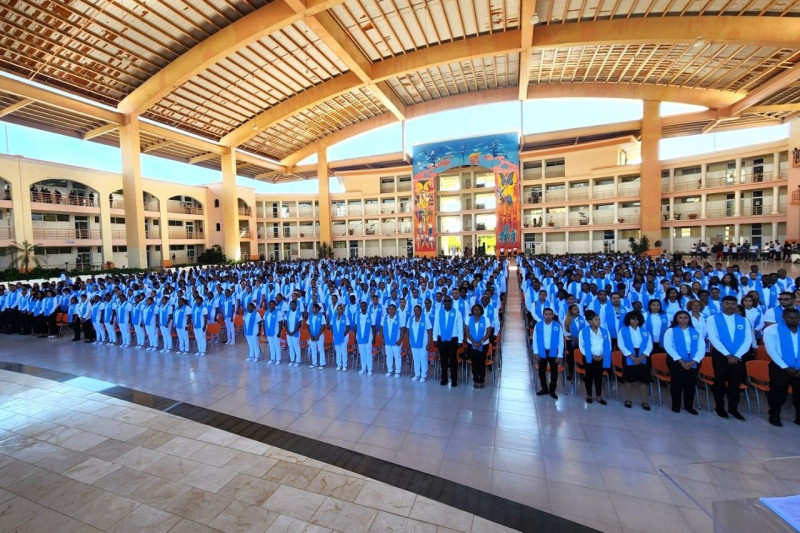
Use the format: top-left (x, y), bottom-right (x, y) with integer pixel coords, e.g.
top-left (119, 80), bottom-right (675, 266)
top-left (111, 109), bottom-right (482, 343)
top-left (166, 202), bottom-right (203, 215)
top-left (31, 192), bottom-right (98, 207)
top-left (168, 229), bottom-right (204, 239)
top-left (32, 228), bottom-right (101, 239)
top-left (0, 227), bottom-right (15, 239)
top-left (238, 207), bottom-right (252, 216)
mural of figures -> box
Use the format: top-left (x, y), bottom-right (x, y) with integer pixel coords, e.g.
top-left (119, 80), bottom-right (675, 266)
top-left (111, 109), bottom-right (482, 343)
top-left (411, 132), bottom-right (520, 256)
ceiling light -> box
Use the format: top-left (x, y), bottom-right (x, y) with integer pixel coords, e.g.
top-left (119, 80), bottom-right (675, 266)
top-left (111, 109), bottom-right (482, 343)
top-left (530, 13), bottom-right (540, 25)
top-left (692, 37), bottom-right (705, 48)
top-left (252, 123), bottom-right (258, 131)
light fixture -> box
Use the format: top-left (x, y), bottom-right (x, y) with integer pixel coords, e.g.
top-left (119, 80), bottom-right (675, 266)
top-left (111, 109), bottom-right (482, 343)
top-left (252, 123), bottom-right (258, 131)
top-left (692, 37), bottom-right (705, 48)
top-left (530, 13), bottom-right (539, 25)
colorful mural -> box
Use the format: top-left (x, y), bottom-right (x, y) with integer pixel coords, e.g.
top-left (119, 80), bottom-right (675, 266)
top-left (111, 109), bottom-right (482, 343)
top-left (411, 132), bottom-right (520, 256)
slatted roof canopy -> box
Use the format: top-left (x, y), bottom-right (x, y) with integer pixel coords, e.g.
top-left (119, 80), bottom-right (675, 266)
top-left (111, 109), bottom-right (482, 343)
top-left (1, 0), bottom-right (799, 180)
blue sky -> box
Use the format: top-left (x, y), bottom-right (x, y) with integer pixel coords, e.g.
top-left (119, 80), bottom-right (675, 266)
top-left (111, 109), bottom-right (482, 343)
top-left (0, 98), bottom-right (789, 195)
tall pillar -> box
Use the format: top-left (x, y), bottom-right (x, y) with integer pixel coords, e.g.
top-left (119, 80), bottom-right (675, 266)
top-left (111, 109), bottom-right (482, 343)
top-left (119, 115), bottom-right (147, 268)
top-left (669, 168), bottom-right (675, 192)
top-left (788, 120), bottom-right (800, 241)
top-left (701, 193), bottom-right (707, 218)
top-left (772, 186), bottom-right (780, 214)
top-left (640, 100), bottom-right (662, 244)
top-left (159, 199), bottom-right (171, 266)
top-left (668, 197), bottom-right (675, 221)
top-left (734, 223), bottom-right (740, 244)
top-left (6, 161), bottom-right (33, 248)
top-left (734, 190), bottom-right (742, 216)
top-left (700, 164), bottom-right (707, 189)
top-left (772, 152), bottom-right (781, 179)
top-left (735, 158), bottom-right (742, 183)
top-left (318, 150), bottom-right (332, 245)
top-left (98, 193), bottom-right (114, 266)
top-left (220, 149), bottom-right (240, 261)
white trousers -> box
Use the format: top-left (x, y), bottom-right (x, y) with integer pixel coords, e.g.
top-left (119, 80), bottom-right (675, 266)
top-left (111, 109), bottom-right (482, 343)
top-left (95, 321), bottom-right (107, 342)
top-left (412, 346), bottom-right (427, 379)
top-left (245, 334), bottom-right (260, 359)
top-left (119, 323), bottom-right (132, 346)
top-left (176, 328), bottom-right (190, 352)
top-left (146, 325), bottom-right (159, 348)
top-left (335, 342), bottom-right (347, 369)
top-left (104, 322), bottom-right (117, 344)
top-left (359, 342), bottom-right (372, 372)
top-left (267, 336), bottom-right (281, 362)
top-left (287, 336), bottom-right (301, 363)
top-left (134, 325), bottom-right (145, 346)
top-left (309, 338), bottom-right (325, 366)
top-left (160, 326), bottom-right (172, 350)
top-left (224, 317), bottom-right (235, 343)
top-left (385, 344), bottom-right (401, 374)
top-left (194, 327), bottom-right (207, 353)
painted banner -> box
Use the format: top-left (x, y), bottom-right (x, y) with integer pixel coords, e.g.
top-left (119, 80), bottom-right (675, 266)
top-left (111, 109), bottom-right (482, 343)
top-left (411, 132), bottom-right (520, 256)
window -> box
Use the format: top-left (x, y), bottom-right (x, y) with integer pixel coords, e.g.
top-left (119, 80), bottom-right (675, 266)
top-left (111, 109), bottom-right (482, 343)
top-left (168, 220), bottom-right (183, 226)
top-left (439, 196), bottom-right (461, 212)
top-left (56, 214), bottom-right (69, 222)
top-left (216, 223), bottom-right (221, 231)
top-left (439, 175), bottom-right (461, 192)
top-left (31, 213), bottom-right (42, 221)
top-left (112, 246), bottom-right (127, 252)
top-left (110, 217), bottom-right (125, 224)
top-left (214, 199), bottom-right (219, 208)
top-left (43, 247), bottom-right (72, 254)
top-left (169, 245), bottom-right (185, 251)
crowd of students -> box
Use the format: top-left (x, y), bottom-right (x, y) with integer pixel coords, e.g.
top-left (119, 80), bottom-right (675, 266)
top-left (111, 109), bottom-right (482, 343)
top-left (0, 257), bottom-right (506, 389)
top-left (522, 254), bottom-right (800, 427)
top-left (0, 251), bottom-right (799, 426)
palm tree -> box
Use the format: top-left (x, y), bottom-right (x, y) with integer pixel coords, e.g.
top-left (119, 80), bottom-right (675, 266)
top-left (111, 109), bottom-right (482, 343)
top-left (4, 240), bottom-right (47, 271)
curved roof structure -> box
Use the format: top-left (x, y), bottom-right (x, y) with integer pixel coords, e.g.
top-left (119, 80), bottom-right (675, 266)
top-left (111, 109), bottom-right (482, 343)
top-left (1, 0), bottom-right (799, 179)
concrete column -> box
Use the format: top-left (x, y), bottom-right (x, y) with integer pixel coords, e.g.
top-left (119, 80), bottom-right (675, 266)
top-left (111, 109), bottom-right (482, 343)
top-left (788, 120), bottom-right (800, 241)
top-left (669, 168), bottom-right (675, 192)
top-left (640, 100), bottom-right (662, 244)
top-left (772, 221), bottom-right (779, 240)
top-left (588, 229), bottom-right (594, 252)
top-left (669, 228), bottom-right (674, 253)
top-left (564, 231), bottom-right (570, 253)
top-left (318, 150), bottom-right (332, 245)
top-left (119, 115), bottom-right (147, 268)
top-left (734, 223), bottom-right (741, 244)
top-left (700, 164), bottom-right (707, 189)
top-left (6, 162), bottom-right (33, 248)
top-left (773, 152), bottom-right (781, 180)
top-left (98, 193), bottom-right (113, 266)
top-left (541, 231), bottom-right (547, 254)
top-left (772, 186), bottom-right (780, 214)
top-left (220, 148), bottom-right (240, 261)
top-left (669, 197), bottom-right (675, 221)
top-left (159, 200), bottom-right (170, 266)
top-left (735, 158), bottom-right (742, 183)
top-left (700, 224), bottom-right (706, 244)
top-left (701, 193), bottom-right (707, 218)
top-left (734, 190), bottom-right (742, 216)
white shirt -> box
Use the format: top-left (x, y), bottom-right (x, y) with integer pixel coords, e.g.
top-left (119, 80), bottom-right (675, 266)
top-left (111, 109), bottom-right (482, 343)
top-left (763, 324), bottom-right (800, 369)
top-left (532, 320), bottom-right (565, 359)
top-left (706, 312), bottom-right (752, 359)
top-left (663, 327), bottom-right (705, 363)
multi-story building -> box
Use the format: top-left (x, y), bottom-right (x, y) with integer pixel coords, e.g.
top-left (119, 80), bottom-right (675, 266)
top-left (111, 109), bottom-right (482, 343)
top-left (1, 123), bottom-right (796, 268)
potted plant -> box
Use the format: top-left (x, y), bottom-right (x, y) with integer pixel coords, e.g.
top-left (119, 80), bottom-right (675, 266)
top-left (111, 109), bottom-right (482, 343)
top-left (618, 218), bottom-right (625, 223)
top-left (688, 213), bottom-right (697, 220)
top-left (547, 221), bottom-right (554, 227)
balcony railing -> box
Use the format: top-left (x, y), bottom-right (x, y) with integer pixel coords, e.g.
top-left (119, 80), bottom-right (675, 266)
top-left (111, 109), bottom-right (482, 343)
top-left (145, 229), bottom-right (160, 239)
top-left (397, 182), bottom-right (412, 192)
top-left (166, 202), bottom-right (203, 215)
top-left (31, 192), bottom-right (98, 207)
top-left (0, 227), bottom-right (15, 239)
top-left (239, 229), bottom-right (252, 238)
top-left (168, 229), bottom-right (204, 239)
top-left (33, 228), bottom-right (101, 240)
top-left (792, 189), bottom-right (800, 205)
top-left (238, 207), bottom-right (252, 216)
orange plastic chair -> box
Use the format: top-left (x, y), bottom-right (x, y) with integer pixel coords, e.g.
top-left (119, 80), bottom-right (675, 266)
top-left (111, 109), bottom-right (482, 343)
top-left (323, 328), bottom-right (334, 359)
top-left (233, 315), bottom-right (244, 343)
top-left (205, 322), bottom-right (221, 352)
top-left (372, 332), bottom-right (384, 372)
top-left (347, 330), bottom-right (359, 369)
top-left (299, 324), bottom-right (311, 364)
top-left (651, 353), bottom-right (671, 405)
top-left (611, 350), bottom-right (624, 398)
top-left (427, 338), bottom-right (439, 380)
top-left (572, 349), bottom-right (586, 394)
top-left (755, 345), bottom-right (771, 362)
top-left (746, 360), bottom-right (770, 415)
top-left (698, 357), bottom-right (715, 410)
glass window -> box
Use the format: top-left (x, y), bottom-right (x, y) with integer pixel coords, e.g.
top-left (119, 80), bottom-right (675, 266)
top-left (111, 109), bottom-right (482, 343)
top-left (439, 196), bottom-right (461, 212)
top-left (439, 174), bottom-right (461, 192)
